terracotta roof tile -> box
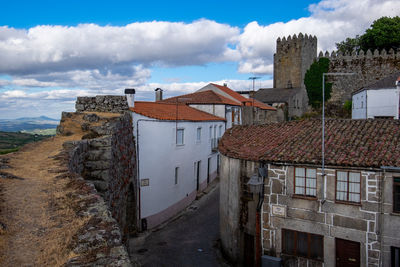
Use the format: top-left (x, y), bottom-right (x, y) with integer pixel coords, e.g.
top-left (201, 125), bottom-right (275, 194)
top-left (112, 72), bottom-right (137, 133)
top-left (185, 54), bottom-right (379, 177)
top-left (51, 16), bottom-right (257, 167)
top-left (219, 119), bottom-right (400, 168)
top-left (210, 83), bottom-right (249, 103)
top-left (131, 101), bottom-right (225, 121)
top-left (243, 98), bottom-right (276, 110)
top-left (160, 90), bottom-right (241, 106)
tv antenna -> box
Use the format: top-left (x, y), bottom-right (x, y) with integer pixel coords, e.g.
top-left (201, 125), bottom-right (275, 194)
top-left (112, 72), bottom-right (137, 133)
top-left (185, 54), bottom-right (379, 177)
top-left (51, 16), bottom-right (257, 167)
top-left (249, 76), bottom-right (261, 91)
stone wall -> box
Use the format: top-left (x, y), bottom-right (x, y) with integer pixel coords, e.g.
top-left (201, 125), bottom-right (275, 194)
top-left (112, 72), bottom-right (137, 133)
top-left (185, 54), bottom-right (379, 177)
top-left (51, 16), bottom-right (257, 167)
top-left (219, 154), bottom-right (400, 266)
top-left (261, 164), bottom-right (395, 267)
top-left (61, 111), bottom-right (138, 243)
top-left (241, 106), bottom-right (277, 125)
top-left (274, 33), bottom-right (317, 89)
top-left (76, 95), bottom-right (129, 113)
top-left (320, 49), bottom-right (400, 102)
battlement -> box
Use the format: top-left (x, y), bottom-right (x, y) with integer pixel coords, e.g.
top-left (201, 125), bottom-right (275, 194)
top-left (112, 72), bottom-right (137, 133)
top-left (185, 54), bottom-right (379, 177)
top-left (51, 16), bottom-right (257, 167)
top-left (276, 33), bottom-right (317, 52)
top-left (274, 33), bottom-right (317, 89)
top-left (318, 48), bottom-right (400, 60)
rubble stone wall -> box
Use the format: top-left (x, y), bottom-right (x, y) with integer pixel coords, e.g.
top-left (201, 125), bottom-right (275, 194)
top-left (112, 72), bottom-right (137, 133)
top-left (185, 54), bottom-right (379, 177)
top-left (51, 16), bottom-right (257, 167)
top-left (75, 95), bottom-right (129, 113)
top-left (65, 112), bottom-right (138, 242)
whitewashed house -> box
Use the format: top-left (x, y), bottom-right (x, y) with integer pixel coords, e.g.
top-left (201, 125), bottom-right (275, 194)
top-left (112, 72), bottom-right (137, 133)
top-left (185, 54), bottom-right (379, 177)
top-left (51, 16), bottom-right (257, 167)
top-left (352, 72), bottom-right (400, 119)
top-left (161, 83), bottom-right (276, 128)
top-left (131, 101), bottom-right (225, 229)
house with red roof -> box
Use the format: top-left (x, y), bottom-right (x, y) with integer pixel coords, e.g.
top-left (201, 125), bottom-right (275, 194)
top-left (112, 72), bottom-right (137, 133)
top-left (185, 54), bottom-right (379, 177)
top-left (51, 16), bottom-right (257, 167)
top-left (162, 83), bottom-right (277, 128)
top-left (130, 101), bottom-right (225, 229)
top-left (218, 119), bottom-right (400, 266)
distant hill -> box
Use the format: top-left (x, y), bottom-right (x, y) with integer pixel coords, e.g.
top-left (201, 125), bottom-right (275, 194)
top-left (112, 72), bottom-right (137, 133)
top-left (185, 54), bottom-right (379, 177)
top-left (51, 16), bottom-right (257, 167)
top-left (0, 131), bottom-right (52, 154)
top-left (0, 116), bottom-right (59, 132)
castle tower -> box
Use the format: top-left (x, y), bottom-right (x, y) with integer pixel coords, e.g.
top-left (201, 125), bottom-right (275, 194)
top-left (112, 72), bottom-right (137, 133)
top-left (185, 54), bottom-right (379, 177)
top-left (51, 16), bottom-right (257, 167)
top-left (273, 33), bottom-right (317, 89)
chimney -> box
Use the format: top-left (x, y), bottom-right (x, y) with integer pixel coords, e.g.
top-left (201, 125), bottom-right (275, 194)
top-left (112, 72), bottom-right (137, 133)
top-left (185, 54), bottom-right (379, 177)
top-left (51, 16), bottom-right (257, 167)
top-left (124, 88), bottom-right (135, 108)
top-left (223, 83), bottom-right (228, 87)
top-left (155, 88), bottom-right (163, 101)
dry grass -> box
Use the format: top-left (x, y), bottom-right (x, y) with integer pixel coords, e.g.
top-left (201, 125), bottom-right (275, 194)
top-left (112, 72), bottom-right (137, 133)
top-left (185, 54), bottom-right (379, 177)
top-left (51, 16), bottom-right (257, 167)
top-left (0, 119), bottom-right (88, 266)
top-left (0, 111), bottom-right (121, 266)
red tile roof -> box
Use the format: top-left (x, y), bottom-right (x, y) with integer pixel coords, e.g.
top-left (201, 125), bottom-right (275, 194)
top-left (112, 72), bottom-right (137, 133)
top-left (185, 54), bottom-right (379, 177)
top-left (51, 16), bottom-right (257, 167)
top-left (210, 83), bottom-right (249, 103)
top-left (243, 98), bottom-right (276, 110)
top-left (131, 101), bottom-right (225, 121)
top-left (160, 90), bottom-right (241, 106)
top-left (219, 119), bottom-right (400, 168)
top-left (210, 83), bottom-right (276, 110)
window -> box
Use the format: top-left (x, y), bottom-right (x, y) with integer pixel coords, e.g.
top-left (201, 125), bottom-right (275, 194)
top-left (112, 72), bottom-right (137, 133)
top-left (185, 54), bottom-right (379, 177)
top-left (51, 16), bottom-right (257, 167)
top-left (392, 246), bottom-right (400, 267)
top-left (294, 167), bottom-right (317, 197)
top-left (174, 167), bottom-right (179, 185)
top-left (209, 126), bottom-right (212, 139)
top-left (394, 177), bottom-right (400, 213)
top-left (336, 171), bottom-right (361, 203)
top-left (282, 229), bottom-right (323, 261)
top-left (219, 125), bottom-right (222, 137)
top-left (196, 127), bottom-right (201, 142)
top-left (176, 128), bottom-right (184, 145)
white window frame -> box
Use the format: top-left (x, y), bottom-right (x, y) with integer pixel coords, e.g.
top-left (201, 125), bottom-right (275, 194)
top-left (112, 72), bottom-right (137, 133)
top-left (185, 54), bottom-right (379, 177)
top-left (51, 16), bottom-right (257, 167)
top-left (196, 127), bottom-right (201, 143)
top-left (176, 128), bottom-right (184, 145)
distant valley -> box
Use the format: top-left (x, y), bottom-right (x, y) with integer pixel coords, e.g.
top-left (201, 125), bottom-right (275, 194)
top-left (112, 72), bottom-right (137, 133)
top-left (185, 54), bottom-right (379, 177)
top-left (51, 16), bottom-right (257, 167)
top-left (0, 116), bottom-right (59, 132)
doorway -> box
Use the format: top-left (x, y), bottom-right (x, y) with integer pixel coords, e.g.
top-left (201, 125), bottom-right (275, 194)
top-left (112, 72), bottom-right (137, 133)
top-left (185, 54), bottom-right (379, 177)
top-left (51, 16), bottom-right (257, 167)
top-left (207, 157), bottom-right (211, 184)
top-left (336, 238), bottom-right (360, 266)
top-left (195, 160), bottom-right (201, 191)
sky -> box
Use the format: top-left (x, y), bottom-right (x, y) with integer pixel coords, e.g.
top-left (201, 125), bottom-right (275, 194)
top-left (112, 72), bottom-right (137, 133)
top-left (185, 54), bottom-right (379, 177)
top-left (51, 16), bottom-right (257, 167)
top-left (0, 0), bottom-right (399, 119)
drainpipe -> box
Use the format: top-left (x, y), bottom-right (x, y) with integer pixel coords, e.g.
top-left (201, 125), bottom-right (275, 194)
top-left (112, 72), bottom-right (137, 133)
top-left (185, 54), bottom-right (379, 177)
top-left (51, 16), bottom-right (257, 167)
top-left (255, 164), bottom-right (267, 267)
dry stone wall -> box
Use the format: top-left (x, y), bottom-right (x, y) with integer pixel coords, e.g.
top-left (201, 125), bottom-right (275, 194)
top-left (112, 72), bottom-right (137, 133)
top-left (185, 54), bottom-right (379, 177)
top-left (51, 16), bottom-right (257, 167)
top-left (76, 96), bottom-right (129, 113)
top-left (64, 112), bottom-right (138, 242)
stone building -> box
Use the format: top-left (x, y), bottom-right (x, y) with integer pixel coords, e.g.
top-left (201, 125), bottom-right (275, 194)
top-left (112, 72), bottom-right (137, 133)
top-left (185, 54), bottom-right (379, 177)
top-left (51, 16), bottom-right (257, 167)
top-left (218, 119), bottom-right (400, 266)
top-left (255, 34), bottom-right (315, 120)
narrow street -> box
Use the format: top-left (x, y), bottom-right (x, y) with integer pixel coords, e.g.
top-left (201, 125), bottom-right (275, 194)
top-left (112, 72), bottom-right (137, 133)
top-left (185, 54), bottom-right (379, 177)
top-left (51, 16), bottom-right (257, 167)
top-left (129, 181), bottom-right (230, 267)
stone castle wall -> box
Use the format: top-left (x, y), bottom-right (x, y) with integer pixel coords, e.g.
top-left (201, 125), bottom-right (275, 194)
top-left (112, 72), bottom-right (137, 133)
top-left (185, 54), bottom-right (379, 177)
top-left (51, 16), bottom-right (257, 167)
top-left (274, 33), bottom-right (317, 89)
top-left (76, 95), bottom-right (129, 113)
top-left (318, 49), bottom-right (400, 102)
top-left (63, 111), bottom-right (138, 242)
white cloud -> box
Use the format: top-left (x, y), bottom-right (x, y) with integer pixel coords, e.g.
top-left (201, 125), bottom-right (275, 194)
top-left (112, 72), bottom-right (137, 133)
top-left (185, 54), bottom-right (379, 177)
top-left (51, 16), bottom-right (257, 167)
top-left (237, 0), bottom-right (400, 74)
top-left (0, 20), bottom-right (239, 75)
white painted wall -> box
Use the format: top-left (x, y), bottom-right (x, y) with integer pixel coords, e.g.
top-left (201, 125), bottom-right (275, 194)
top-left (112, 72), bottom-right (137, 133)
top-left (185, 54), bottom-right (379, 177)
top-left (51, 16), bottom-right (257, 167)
top-left (352, 89), bottom-right (399, 119)
top-left (352, 90), bottom-right (367, 119)
top-left (132, 113), bottom-right (225, 226)
top-left (189, 104), bottom-right (225, 118)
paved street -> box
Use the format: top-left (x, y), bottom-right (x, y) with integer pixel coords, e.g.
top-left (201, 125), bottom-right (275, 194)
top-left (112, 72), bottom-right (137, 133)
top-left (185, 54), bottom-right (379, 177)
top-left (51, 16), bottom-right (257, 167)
top-left (129, 181), bottom-right (230, 267)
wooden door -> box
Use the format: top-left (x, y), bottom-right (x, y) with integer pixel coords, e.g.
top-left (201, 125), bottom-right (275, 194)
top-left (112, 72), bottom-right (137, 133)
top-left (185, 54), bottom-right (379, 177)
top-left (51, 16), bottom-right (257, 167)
top-left (336, 238), bottom-right (360, 267)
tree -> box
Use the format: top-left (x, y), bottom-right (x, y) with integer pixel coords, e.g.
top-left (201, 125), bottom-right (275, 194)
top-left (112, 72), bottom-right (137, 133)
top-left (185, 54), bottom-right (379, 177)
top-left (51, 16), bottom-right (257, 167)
top-left (304, 58), bottom-right (332, 109)
top-left (360, 16), bottom-right (400, 51)
top-left (336, 36), bottom-right (360, 54)
top-left (336, 16), bottom-right (400, 53)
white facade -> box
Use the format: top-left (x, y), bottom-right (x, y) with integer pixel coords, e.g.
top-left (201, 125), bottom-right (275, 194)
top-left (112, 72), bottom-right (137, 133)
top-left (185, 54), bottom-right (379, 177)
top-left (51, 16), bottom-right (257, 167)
top-left (352, 89), bottom-right (400, 119)
top-left (188, 104), bottom-right (241, 129)
top-left (132, 113), bottom-right (225, 229)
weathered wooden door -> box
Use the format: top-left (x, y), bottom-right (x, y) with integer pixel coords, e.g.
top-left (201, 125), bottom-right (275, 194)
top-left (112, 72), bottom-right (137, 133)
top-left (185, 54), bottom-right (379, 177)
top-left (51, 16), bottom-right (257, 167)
top-left (336, 238), bottom-right (360, 266)
top-left (244, 232), bottom-right (255, 267)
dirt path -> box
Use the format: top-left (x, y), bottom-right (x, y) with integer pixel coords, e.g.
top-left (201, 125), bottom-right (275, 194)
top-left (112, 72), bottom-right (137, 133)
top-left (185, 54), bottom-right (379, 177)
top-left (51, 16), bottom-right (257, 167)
top-left (0, 136), bottom-right (85, 266)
